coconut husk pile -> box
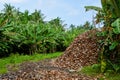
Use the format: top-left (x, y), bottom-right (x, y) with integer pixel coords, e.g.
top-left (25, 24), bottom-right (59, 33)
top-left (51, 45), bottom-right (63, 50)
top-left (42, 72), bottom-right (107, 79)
top-left (54, 29), bottom-right (100, 70)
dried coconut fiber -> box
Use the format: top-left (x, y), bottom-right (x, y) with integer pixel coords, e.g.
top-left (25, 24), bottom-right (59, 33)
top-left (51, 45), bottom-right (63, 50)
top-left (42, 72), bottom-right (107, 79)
top-left (54, 29), bottom-right (100, 70)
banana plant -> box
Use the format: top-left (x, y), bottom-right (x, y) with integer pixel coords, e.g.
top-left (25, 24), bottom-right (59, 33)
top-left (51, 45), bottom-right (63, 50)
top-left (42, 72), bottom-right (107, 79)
top-left (85, 0), bottom-right (120, 72)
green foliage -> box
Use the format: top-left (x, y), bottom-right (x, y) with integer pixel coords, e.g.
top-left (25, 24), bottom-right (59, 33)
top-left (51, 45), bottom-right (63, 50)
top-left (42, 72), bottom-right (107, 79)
top-left (101, 59), bottom-right (107, 73)
top-left (85, 0), bottom-right (120, 73)
top-left (80, 64), bottom-right (101, 76)
top-left (0, 4), bottom-right (66, 56)
top-left (85, 6), bottom-right (103, 12)
top-left (112, 18), bottom-right (120, 34)
top-left (80, 64), bottom-right (120, 80)
top-left (0, 4), bottom-right (87, 57)
top-left (3, 22), bottom-right (65, 54)
top-left (109, 41), bottom-right (119, 50)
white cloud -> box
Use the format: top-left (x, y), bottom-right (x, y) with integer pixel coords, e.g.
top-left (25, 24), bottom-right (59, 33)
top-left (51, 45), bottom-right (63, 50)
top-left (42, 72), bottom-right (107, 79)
top-left (0, 0), bottom-right (27, 3)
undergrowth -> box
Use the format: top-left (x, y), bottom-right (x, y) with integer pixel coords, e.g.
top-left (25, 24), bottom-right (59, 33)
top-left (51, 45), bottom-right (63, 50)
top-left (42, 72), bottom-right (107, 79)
top-left (80, 64), bottom-right (120, 80)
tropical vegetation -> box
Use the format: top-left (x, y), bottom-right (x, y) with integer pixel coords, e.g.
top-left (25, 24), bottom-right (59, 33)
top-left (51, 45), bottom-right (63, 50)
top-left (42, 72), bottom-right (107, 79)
top-left (85, 0), bottom-right (120, 73)
top-left (0, 4), bottom-right (89, 57)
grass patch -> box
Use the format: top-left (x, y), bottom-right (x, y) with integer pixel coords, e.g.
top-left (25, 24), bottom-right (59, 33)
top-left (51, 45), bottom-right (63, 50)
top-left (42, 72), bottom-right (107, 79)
top-left (0, 52), bottom-right (63, 74)
top-left (80, 64), bottom-right (120, 80)
top-left (80, 64), bottom-right (101, 76)
top-left (104, 72), bottom-right (120, 80)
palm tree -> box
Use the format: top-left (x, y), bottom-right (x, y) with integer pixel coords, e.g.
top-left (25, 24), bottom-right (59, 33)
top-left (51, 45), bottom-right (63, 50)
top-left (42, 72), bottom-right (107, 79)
top-left (49, 17), bottom-right (65, 31)
top-left (3, 4), bottom-right (15, 19)
top-left (30, 10), bottom-right (44, 23)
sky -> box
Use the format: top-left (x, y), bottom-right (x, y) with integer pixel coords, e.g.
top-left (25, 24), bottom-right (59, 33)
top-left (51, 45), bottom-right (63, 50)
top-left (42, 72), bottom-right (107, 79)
top-left (0, 0), bottom-right (101, 26)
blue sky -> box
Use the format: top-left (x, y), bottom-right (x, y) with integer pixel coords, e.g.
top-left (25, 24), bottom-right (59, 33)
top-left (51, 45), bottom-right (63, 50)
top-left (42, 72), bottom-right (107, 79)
top-left (0, 0), bottom-right (101, 26)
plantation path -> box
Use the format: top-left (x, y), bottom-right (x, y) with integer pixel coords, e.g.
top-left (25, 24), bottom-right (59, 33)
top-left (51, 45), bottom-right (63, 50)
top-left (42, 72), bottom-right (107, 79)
top-left (0, 59), bottom-right (97, 80)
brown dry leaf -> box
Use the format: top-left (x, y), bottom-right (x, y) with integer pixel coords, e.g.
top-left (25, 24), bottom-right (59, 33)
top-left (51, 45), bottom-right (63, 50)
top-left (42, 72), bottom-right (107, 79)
top-left (54, 29), bottom-right (99, 70)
